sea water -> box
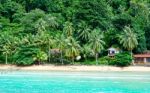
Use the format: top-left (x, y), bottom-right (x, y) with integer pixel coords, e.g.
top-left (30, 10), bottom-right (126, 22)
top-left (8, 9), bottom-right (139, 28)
top-left (0, 71), bottom-right (150, 93)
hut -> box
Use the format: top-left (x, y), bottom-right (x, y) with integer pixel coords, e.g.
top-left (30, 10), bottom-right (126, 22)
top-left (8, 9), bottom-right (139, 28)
top-left (108, 47), bottom-right (120, 57)
top-left (134, 54), bottom-right (150, 64)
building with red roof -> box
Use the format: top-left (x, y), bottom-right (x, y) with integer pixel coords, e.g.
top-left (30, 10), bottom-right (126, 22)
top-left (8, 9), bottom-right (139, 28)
top-left (134, 54), bottom-right (150, 64)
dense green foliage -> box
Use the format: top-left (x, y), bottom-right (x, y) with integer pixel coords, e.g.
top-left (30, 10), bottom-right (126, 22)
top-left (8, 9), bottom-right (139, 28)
top-left (0, 0), bottom-right (149, 66)
top-left (109, 52), bottom-right (132, 67)
top-left (98, 52), bottom-right (132, 67)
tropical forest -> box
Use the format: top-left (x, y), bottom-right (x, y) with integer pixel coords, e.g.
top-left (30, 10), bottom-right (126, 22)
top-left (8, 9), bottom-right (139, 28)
top-left (0, 0), bottom-right (150, 67)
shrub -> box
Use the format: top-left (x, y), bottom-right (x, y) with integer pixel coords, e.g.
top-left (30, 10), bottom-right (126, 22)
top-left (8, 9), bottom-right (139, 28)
top-left (13, 46), bottom-right (39, 66)
top-left (16, 57), bottom-right (34, 66)
top-left (82, 59), bottom-right (96, 65)
top-left (109, 52), bottom-right (132, 67)
top-left (99, 56), bottom-right (109, 65)
top-left (33, 50), bottom-right (48, 65)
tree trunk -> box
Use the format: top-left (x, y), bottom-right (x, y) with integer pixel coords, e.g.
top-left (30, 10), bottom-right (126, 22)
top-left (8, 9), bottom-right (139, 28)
top-left (61, 51), bottom-right (64, 65)
top-left (5, 53), bottom-right (8, 65)
top-left (84, 54), bottom-right (87, 63)
top-left (85, 57), bottom-right (87, 63)
top-left (95, 53), bottom-right (98, 65)
top-left (48, 50), bottom-right (51, 63)
top-left (38, 59), bottom-right (41, 65)
top-left (131, 50), bottom-right (134, 65)
top-left (48, 41), bottom-right (51, 63)
top-left (72, 57), bottom-right (74, 65)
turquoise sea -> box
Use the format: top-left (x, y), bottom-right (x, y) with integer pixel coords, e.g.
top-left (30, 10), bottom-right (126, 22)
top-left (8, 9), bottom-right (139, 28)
top-left (0, 71), bottom-right (150, 93)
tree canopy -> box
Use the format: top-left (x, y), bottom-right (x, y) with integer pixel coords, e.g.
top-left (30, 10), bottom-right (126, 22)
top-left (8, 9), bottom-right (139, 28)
top-left (0, 0), bottom-right (149, 65)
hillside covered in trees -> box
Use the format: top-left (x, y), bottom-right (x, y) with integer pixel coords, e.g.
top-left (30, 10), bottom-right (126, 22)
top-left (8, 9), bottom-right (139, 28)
top-left (0, 0), bottom-right (150, 66)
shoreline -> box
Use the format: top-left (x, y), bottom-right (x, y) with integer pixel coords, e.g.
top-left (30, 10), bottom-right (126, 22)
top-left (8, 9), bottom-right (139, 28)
top-left (0, 65), bottom-right (150, 72)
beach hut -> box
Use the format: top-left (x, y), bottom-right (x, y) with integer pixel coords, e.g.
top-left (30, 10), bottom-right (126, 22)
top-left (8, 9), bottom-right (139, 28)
top-left (108, 47), bottom-right (120, 57)
top-left (49, 49), bottom-right (61, 55)
top-left (134, 54), bottom-right (150, 64)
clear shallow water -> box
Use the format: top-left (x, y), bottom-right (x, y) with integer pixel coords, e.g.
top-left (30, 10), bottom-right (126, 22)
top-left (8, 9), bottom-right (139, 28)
top-left (0, 71), bottom-right (150, 93)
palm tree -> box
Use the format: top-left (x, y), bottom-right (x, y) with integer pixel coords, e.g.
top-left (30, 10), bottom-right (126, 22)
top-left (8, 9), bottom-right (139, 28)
top-left (33, 50), bottom-right (48, 65)
top-left (89, 29), bottom-right (105, 65)
top-left (56, 35), bottom-right (66, 65)
top-left (77, 22), bottom-right (91, 43)
top-left (48, 37), bottom-right (55, 63)
top-left (0, 32), bottom-right (18, 64)
top-left (2, 45), bottom-right (11, 64)
top-left (82, 44), bottom-right (91, 62)
top-left (65, 37), bottom-right (81, 64)
top-left (35, 15), bottom-right (58, 61)
top-left (44, 14), bottom-right (58, 28)
top-left (119, 26), bottom-right (138, 63)
top-left (77, 27), bottom-right (91, 43)
top-left (35, 15), bottom-right (58, 33)
top-left (63, 21), bottom-right (74, 37)
top-left (36, 33), bottom-right (54, 63)
top-left (35, 18), bottom-right (47, 33)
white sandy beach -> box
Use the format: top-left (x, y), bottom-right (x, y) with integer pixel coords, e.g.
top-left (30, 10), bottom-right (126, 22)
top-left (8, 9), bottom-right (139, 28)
top-left (0, 65), bottom-right (150, 71)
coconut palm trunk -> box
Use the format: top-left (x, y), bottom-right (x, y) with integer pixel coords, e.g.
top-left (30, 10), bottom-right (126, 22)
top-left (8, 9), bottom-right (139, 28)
top-left (85, 56), bottom-right (87, 63)
top-left (95, 53), bottom-right (98, 65)
top-left (61, 51), bottom-right (64, 65)
top-left (48, 49), bottom-right (51, 63)
top-left (5, 53), bottom-right (8, 64)
top-left (131, 50), bottom-right (134, 65)
top-left (48, 41), bottom-right (51, 63)
top-left (72, 57), bottom-right (74, 65)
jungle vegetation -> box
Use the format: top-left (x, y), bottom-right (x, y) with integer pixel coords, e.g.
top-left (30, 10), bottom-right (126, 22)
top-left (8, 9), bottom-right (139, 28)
top-left (0, 0), bottom-right (150, 66)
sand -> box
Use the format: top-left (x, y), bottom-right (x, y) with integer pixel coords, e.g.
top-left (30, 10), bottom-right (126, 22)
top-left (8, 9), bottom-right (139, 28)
top-left (0, 65), bottom-right (150, 71)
